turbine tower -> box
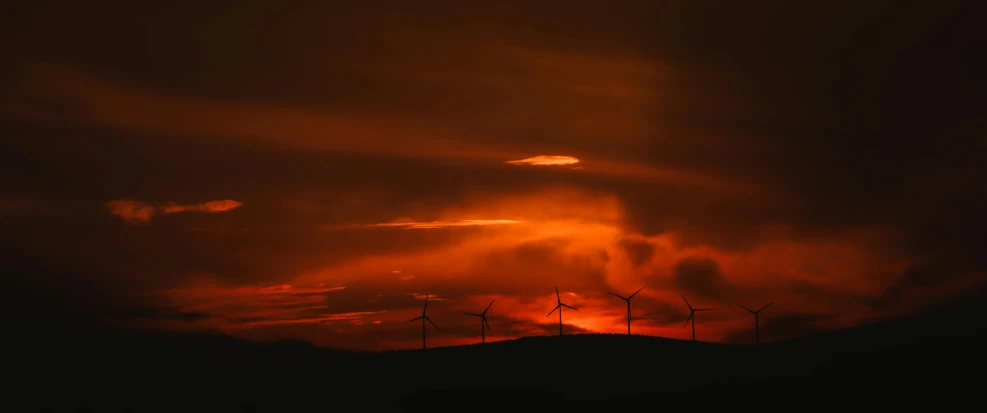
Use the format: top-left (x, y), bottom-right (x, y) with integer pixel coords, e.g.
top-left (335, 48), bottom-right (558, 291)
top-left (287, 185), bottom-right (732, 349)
top-left (465, 300), bottom-right (495, 344)
top-left (608, 286), bottom-right (645, 335)
top-left (737, 302), bottom-right (773, 345)
top-left (546, 286), bottom-right (578, 336)
top-left (681, 294), bottom-right (712, 342)
top-left (405, 294), bottom-right (439, 349)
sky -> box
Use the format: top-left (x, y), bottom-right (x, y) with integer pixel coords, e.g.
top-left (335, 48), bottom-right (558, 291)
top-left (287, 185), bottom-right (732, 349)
top-left (2, 0), bottom-right (986, 350)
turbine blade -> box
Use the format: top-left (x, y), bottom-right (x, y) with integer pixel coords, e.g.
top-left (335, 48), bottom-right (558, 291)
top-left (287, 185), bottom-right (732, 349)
top-left (629, 286), bottom-right (646, 299)
top-left (556, 286), bottom-right (561, 303)
top-left (737, 304), bottom-right (755, 314)
top-left (425, 316), bottom-right (440, 331)
top-left (695, 308), bottom-right (713, 311)
top-left (465, 313), bottom-right (481, 317)
top-left (483, 300), bottom-right (495, 315)
top-left (608, 292), bottom-right (627, 301)
top-left (406, 316), bottom-right (423, 323)
top-left (483, 318), bottom-right (493, 333)
top-left (758, 302), bottom-right (774, 312)
top-left (681, 294), bottom-right (693, 311)
top-left (684, 313), bottom-right (693, 327)
top-left (547, 304), bottom-right (561, 317)
top-left (561, 303), bottom-right (578, 311)
top-left (423, 294), bottom-right (429, 311)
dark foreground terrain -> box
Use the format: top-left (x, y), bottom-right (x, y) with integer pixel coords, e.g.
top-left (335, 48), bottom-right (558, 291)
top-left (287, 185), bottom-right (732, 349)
top-left (9, 293), bottom-right (987, 412)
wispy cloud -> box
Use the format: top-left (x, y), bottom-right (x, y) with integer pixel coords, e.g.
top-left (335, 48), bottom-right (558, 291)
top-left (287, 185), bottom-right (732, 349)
top-left (323, 219), bottom-right (523, 230)
top-left (105, 200), bottom-right (158, 223)
top-left (154, 283), bottom-right (358, 329)
top-left (233, 311), bottom-right (384, 328)
top-left (506, 155), bottom-right (580, 166)
top-left (106, 199), bottom-right (243, 223)
top-left (411, 293), bottom-right (448, 301)
top-left (162, 200), bottom-right (243, 214)
top-left (365, 219), bottom-right (522, 229)
top-left (15, 65), bottom-right (765, 195)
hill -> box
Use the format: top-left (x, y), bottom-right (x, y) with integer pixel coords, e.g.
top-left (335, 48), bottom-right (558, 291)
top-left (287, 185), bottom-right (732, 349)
top-left (9, 296), bottom-right (987, 412)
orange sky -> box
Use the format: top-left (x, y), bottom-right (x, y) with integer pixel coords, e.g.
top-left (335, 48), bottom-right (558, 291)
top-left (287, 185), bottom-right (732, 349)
top-left (2, 1), bottom-right (985, 350)
top-left (96, 185), bottom-right (952, 349)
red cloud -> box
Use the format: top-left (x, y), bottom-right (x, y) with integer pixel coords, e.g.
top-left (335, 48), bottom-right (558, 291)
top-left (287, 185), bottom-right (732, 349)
top-left (364, 219), bottom-right (521, 229)
top-left (106, 199), bottom-right (243, 223)
top-left (506, 155), bottom-right (580, 166)
top-left (105, 200), bottom-right (157, 223)
top-left (161, 200), bottom-right (244, 214)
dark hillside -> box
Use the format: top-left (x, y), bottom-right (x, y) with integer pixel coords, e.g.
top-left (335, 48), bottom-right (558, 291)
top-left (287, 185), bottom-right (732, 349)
top-left (8, 292), bottom-right (986, 412)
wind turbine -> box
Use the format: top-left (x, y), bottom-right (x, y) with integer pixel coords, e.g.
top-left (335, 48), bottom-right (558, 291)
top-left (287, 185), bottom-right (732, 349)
top-left (405, 294), bottom-right (439, 349)
top-left (546, 286), bottom-right (578, 336)
top-left (465, 300), bottom-right (495, 344)
top-left (681, 294), bottom-right (712, 342)
top-left (608, 286), bottom-right (645, 335)
top-left (737, 302), bottom-right (773, 345)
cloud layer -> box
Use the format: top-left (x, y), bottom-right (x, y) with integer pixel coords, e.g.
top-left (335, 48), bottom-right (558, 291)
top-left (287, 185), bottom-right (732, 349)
top-left (105, 199), bottom-right (243, 223)
top-left (2, 0), bottom-right (985, 350)
top-left (506, 155), bottom-right (580, 166)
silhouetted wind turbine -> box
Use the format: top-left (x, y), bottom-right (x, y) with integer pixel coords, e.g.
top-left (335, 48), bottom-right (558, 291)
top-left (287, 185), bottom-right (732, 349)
top-left (405, 294), bottom-right (439, 349)
top-left (608, 286), bottom-right (645, 335)
top-left (546, 286), bottom-right (578, 336)
top-left (681, 294), bottom-right (712, 342)
top-left (737, 302), bottom-right (773, 345)
top-left (465, 300), bottom-right (495, 344)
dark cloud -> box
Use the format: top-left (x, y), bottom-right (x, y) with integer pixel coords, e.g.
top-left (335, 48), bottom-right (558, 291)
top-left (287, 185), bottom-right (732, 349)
top-left (323, 284), bottom-right (444, 315)
top-left (619, 238), bottom-right (654, 268)
top-left (785, 280), bottom-right (874, 309)
top-left (99, 307), bottom-right (213, 323)
top-left (0, 249), bottom-right (213, 334)
top-left (878, 265), bottom-right (945, 307)
top-left (723, 313), bottom-right (839, 345)
top-left (636, 298), bottom-right (690, 326)
top-left (469, 238), bottom-right (611, 294)
top-left (5, 0), bottom-right (983, 261)
top-left (670, 258), bottom-right (732, 302)
top-left (872, 262), bottom-right (987, 314)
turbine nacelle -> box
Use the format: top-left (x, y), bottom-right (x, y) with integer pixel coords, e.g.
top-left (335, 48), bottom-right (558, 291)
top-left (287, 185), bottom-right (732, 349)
top-left (405, 315), bottom-right (440, 330)
top-left (738, 302), bottom-right (774, 345)
top-left (465, 300), bottom-right (495, 334)
top-left (546, 303), bottom-right (578, 317)
top-left (406, 294), bottom-right (440, 331)
top-left (737, 302), bottom-right (774, 314)
top-left (608, 286), bottom-right (645, 302)
top-left (547, 286), bottom-right (578, 316)
top-left (547, 286), bottom-right (578, 336)
top-left (682, 309), bottom-right (711, 327)
top-left (609, 286), bottom-right (646, 335)
top-left (681, 294), bottom-right (713, 341)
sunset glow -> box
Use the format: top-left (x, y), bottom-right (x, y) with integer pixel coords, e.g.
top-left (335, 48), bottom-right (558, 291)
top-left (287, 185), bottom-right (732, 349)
top-left (506, 155), bottom-right (581, 166)
top-left (364, 219), bottom-right (523, 229)
top-left (5, 1), bottom-right (983, 354)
